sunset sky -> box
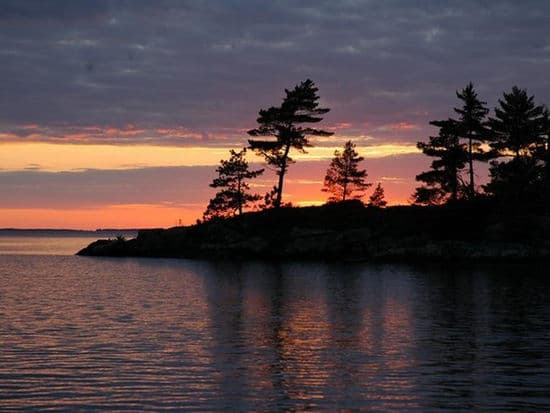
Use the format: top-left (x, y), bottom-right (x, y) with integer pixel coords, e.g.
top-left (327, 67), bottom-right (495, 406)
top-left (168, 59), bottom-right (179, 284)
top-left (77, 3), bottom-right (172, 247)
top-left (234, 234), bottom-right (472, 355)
top-left (2, 1), bottom-right (550, 228)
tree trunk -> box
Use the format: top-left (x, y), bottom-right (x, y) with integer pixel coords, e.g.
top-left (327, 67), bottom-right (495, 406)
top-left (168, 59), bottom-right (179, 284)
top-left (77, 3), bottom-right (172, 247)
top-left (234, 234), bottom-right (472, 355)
top-left (468, 134), bottom-right (474, 198)
top-left (237, 176), bottom-right (243, 215)
top-left (274, 143), bottom-right (291, 208)
top-left (342, 163), bottom-right (350, 201)
top-left (546, 138), bottom-right (550, 205)
top-left (451, 167), bottom-right (458, 202)
top-left (342, 179), bottom-right (347, 201)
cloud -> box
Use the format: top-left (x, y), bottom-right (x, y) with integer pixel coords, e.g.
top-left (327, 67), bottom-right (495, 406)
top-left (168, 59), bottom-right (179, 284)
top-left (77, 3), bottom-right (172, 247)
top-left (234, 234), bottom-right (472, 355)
top-left (0, 0), bottom-right (108, 21)
top-left (2, 124), bottom-right (212, 146)
top-left (1, 1), bottom-right (549, 148)
top-left (23, 163), bottom-right (42, 170)
top-left (377, 122), bottom-right (419, 132)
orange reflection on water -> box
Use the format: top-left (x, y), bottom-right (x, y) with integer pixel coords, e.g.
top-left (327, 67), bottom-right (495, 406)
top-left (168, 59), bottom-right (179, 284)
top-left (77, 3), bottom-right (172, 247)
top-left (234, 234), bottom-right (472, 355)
top-left (276, 285), bottom-right (331, 402)
top-left (356, 281), bottom-right (418, 409)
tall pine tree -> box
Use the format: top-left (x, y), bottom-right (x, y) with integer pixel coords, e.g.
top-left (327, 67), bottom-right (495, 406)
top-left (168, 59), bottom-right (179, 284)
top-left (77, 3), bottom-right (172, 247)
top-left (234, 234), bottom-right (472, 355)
top-left (451, 82), bottom-right (490, 197)
top-left (540, 109), bottom-right (550, 196)
top-left (203, 149), bottom-right (264, 221)
top-left (248, 79), bottom-right (332, 208)
top-left (485, 86), bottom-right (547, 201)
top-left (413, 120), bottom-right (469, 205)
top-left (323, 140), bottom-right (371, 202)
top-left (489, 86), bottom-right (546, 158)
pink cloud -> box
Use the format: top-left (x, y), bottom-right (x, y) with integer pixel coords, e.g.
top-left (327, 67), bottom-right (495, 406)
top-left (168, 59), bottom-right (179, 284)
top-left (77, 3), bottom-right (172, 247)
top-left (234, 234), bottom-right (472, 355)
top-left (155, 127), bottom-right (203, 140)
top-left (0, 132), bottom-right (21, 140)
top-left (330, 122), bottom-right (354, 129)
top-left (385, 122), bottom-right (419, 131)
top-left (2, 124), bottom-right (237, 146)
top-left (104, 127), bottom-right (146, 137)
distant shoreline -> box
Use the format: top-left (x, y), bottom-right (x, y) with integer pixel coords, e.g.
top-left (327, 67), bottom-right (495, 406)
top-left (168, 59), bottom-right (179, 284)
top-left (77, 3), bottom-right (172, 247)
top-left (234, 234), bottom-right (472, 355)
top-left (0, 229), bottom-right (141, 239)
top-left (0, 228), bottom-right (143, 233)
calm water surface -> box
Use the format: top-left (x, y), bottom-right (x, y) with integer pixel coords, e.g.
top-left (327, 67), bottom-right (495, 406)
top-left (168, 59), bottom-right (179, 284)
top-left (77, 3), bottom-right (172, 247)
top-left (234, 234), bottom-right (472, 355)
top-left (0, 230), bottom-right (136, 256)
top-left (1, 235), bottom-right (550, 411)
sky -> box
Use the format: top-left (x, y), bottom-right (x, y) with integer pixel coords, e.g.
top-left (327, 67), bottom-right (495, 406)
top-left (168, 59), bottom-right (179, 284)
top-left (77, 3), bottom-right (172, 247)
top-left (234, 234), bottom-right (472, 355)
top-left (1, 0), bottom-right (550, 228)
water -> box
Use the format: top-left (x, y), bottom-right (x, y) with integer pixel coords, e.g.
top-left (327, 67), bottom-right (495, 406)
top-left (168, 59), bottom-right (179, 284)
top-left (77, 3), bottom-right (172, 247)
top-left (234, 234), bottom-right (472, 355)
top-left (1, 236), bottom-right (550, 411)
top-left (0, 230), bottom-right (137, 256)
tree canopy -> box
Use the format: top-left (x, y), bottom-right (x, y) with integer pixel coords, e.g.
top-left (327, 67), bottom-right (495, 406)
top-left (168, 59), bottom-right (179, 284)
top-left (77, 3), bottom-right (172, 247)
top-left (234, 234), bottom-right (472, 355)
top-left (203, 149), bottom-right (264, 221)
top-left (451, 82), bottom-right (490, 197)
top-left (485, 87), bottom-right (547, 201)
top-left (368, 183), bottom-right (387, 208)
top-left (248, 79), bottom-right (332, 208)
top-left (489, 86), bottom-right (546, 158)
top-left (413, 120), bottom-right (469, 205)
top-left (323, 140), bottom-right (371, 202)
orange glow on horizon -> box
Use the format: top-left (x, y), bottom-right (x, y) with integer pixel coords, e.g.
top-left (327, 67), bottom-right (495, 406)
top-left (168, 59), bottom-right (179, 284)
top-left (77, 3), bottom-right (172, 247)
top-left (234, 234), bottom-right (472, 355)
top-left (0, 142), bottom-right (420, 228)
top-left (0, 143), bottom-right (233, 171)
top-left (0, 195), bottom-right (416, 231)
top-left (0, 205), bottom-right (201, 230)
top-left (0, 188), bottom-right (413, 230)
top-left (0, 142), bottom-right (419, 172)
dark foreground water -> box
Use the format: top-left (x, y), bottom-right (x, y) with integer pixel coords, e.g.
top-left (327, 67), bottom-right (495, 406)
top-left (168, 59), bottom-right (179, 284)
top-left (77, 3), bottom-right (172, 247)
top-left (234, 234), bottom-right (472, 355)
top-left (1, 237), bottom-right (550, 411)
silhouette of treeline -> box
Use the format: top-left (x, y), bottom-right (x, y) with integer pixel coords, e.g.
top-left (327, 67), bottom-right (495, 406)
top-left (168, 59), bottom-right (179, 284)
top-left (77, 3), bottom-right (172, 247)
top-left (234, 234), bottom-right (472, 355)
top-left (79, 79), bottom-right (550, 260)
top-left (202, 80), bottom-right (550, 222)
top-left (414, 83), bottom-right (549, 206)
top-left (201, 79), bottom-right (384, 222)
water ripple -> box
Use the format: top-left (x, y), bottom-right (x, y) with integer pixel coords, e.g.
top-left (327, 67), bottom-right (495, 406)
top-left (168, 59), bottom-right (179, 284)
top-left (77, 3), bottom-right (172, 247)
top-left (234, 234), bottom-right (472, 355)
top-left (1, 257), bottom-right (550, 411)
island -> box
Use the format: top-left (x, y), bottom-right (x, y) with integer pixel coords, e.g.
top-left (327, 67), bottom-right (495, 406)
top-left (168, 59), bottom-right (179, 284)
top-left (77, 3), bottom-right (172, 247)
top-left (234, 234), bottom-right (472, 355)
top-left (77, 200), bottom-right (550, 261)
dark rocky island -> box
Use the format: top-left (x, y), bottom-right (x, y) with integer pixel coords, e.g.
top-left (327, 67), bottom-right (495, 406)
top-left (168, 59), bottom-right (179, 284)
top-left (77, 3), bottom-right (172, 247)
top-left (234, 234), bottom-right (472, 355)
top-left (77, 200), bottom-right (550, 261)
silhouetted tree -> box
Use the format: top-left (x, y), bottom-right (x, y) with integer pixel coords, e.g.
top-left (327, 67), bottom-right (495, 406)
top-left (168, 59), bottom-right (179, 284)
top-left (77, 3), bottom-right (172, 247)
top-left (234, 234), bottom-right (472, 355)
top-left (489, 86), bottom-right (546, 158)
top-left (259, 185), bottom-right (284, 210)
top-left (540, 109), bottom-right (550, 196)
top-left (248, 79), bottom-right (332, 208)
top-left (368, 183), bottom-right (387, 208)
top-left (323, 140), bottom-right (371, 202)
top-left (484, 156), bottom-right (542, 203)
top-left (449, 82), bottom-right (490, 197)
top-left (413, 120), bottom-right (469, 205)
top-left (485, 87), bottom-right (547, 201)
top-left (203, 149), bottom-right (264, 221)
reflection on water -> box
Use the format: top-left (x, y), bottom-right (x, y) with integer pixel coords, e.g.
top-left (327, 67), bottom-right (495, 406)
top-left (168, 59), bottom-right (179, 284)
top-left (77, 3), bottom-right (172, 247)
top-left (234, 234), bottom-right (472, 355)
top-left (1, 256), bottom-right (550, 411)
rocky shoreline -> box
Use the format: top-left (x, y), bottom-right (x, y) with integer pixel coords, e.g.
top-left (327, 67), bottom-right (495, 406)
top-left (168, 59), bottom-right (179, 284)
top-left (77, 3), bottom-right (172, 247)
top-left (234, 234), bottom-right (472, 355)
top-left (77, 200), bottom-right (550, 261)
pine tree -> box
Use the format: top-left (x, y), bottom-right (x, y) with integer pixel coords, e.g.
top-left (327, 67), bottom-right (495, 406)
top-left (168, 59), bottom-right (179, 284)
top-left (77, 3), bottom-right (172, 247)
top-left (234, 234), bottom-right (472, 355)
top-left (413, 120), bottom-right (469, 205)
top-left (485, 87), bottom-right (547, 201)
top-left (451, 82), bottom-right (490, 197)
top-left (203, 149), bottom-right (264, 221)
top-left (323, 140), bottom-right (371, 202)
top-left (248, 79), bottom-right (332, 208)
top-left (540, 109), bottom-right (550, 195)
top-left (489, 86), bottom-right (546, 158)
top-left (484, 156), bottom-right (542, 202)
top-left (368, 183), bottom-right (387, 208)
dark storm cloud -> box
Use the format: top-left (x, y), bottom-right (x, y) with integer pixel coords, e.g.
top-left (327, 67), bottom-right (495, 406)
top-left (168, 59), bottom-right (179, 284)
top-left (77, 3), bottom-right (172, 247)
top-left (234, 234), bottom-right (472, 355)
top-left (0, 0), bottom-right (108, 20)
top-left (1, 0), bottom-right (550, 144)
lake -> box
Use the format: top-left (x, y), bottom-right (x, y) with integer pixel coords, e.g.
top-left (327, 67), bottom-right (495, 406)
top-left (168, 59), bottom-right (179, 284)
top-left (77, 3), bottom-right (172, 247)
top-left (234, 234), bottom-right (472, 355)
top-left (1, 233), bottom-right (550, 411)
